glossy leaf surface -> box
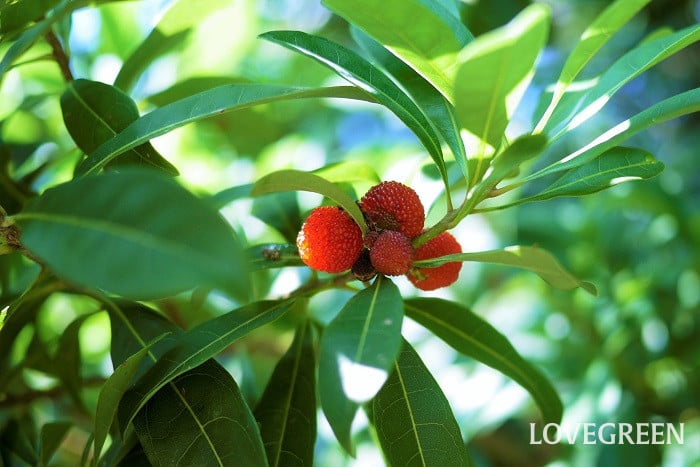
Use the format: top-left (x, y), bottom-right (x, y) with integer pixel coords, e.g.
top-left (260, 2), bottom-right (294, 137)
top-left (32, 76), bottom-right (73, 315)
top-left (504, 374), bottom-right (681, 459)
top-left (61, 79), bottom-right (178, 175)
top-left (254, 321), bottom-right (317, 467)
top-left (318, 276), bottom-right (403, 454)
top-left (405, 298), bottom-right (563, 424)
top-left (15, 170), bottom-right (248, 300)
top-left (414, 245), bottom-right (597, 295)
top-left (370, 339), bottom-right (470, 466)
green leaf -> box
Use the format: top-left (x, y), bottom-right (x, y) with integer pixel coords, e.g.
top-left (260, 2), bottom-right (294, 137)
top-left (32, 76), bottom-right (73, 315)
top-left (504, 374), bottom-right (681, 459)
top-left (526, 146), bottom-right (664, 202)
top-left (526, 87), bottom-right (700, 181)
top-left (77, 84), bottom-right (373, 175)
top-left (93, 334), bottom-right (169, 466)
top-left (0, 415), bottom-right (38, 465)
top-left (369, 338), bottom-right (470, 467)
top-left (107, 300), bottom-right (268, 466)
top-left (405, 297), bottom-right (563, 424)
top-left (254, 321), bottom-right (317, 467)
top-left (145, 76), bottom-right (250, 106)
top-left (312, 160), bottom-right (381, 184)
top-left (14, 169), bottom-right (248, 300)
top-left (318, 276), bottom-right (403, 455)
top-left (252, 192), bottom-right (301, 243)
top-left (323, 0), bottom-right (473, 100)
top-left (454, 4), bottom-right (550, 183)
top-left (0, 0), bottom-right (83, 79)
top-left (351, 28), bottom-right (469, 184)
top-left (38, 422), bottom-right (71, 467)
top-left (114, 0), bottom-right (230, 92)
top-left (534, 0), bottom-right (652, 132)
top-left (547, 23), bottom-right (700, 137)
top-left (0, 0), bottom-right (59, 35)
top-left (0, 273), bottom-right (56, 385)
top-left (61, 79), bottom-right (178, 175)
top-left (251, 169), bottom-right (367, 233)
top-left (260, 30), bottom-right (449, 189)
top-left (118, 300), bottom-right (294, 435)
top-left (53, 313), bottom-right (94, 407)
top-left (247, 243), bottom-right (302, 271)
top-left (133, 359), bottom-right (267, 467)
top-left (466, 134), bottom-right (546, 211)
top-left (108, 302), bottom-right (181, 369)
top-left (414, 245), bottom-right (597, 295)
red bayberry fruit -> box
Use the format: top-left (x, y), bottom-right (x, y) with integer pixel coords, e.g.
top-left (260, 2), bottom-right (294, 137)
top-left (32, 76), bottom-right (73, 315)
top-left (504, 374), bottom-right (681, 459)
top-left (408, 232), bottom-right (462, 290)
top-left (296, 206), bottom-right (363, 273)
top-left (360, 181), bottom-right (424, 238)
top-left (369, 230), bottom-right (414, 276)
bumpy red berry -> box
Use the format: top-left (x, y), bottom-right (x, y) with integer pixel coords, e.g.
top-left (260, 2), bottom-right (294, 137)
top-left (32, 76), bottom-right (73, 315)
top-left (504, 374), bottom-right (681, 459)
top-left (408, 232), bottom-right (462, 290)
top-left (360, 181), bottom-right (424, 238)
top-left (296, 206), bottom-right (363, 273)
top-left (369, 230), bottom-right (414, 276)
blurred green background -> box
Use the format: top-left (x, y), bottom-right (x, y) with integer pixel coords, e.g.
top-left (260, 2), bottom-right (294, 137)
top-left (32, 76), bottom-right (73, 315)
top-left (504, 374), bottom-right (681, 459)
top-left (1, 0), bottom-right (698, 465)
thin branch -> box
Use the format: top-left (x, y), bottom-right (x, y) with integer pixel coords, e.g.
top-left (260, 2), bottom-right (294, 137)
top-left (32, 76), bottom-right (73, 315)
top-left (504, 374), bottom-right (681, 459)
top-left (45, 28), bottom-right (73, 82)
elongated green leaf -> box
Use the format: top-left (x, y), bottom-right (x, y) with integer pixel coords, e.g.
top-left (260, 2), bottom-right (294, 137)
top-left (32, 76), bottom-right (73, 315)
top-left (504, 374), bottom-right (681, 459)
top-left (14, 169), bottom-right (248, 300)
top-left (323, 0), bottom-right (472, 100)
top-left (527, 87), bottom-right (700, 181)
top-left (93, 334), bottom-right (169, 466)
top-left (108, 302), bottom-right (181, 369)
top-left (534, 0), bottom-right (652, 131)
top-left (454, 4), bottom-right (550, 184)
top-left (405, 297), bottom-right (563, 424)
top-left (53, 313), bottom-right (94, 407)
top-left (145, 77), bottom-right (250, 106)
top-left (133, 359), bottom-right (267, 467)
top-left (370, 339), bottom-right (470, 467)
top-left (414, 245), bottom-right (596, 295)
top-left (527, 146), bottom-right (663, 202)
top-left (318, 276), bottom-right (403, 455)
top-left (0, 0), bottom-right (59, 34)
top-left (251, 169), bottom-right (366, 233)
top-left (108, 301), bottom-right (267, 467)
top-left (547, 23), bottom-right (700, 137)
top-left (247, 243), bottom-right (302, 270)
top-left (313, 160), bottom-right (380, 184)
top-left (78, 84), bottom-right (373, 175)
top-left (466, 134), bottom-right (546, 212)
top-left (0, 415), bottom-right (38, 465)
top-left (351, 27), bottom-right (469, 184)
top-left (0, 0), bottom-right (83, 80)
top-left (252, 191), bottom-right (301, 243)
top-left (0, 273), bottom-right (56, 385)
top-left (254, 321), bottom-right (316, 467)
top-left (39, 422), bottom-right (71, 467)
top-left (260, 30), bottom-right (449, 188)
top-left (61, 79), bottom-right (178, 175)
top-left (114, 0), bottom-right (229, 92)
top-left (118, 300), bottom-right (294, 434)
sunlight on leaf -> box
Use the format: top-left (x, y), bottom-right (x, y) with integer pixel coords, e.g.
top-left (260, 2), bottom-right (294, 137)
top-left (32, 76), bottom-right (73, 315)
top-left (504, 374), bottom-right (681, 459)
top-left (338, 354), bottom-right (388, 403)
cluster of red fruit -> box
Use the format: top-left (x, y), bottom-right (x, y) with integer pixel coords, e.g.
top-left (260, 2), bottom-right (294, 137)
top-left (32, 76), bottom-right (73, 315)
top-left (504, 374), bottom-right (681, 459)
top-left (296, 181), bottom-right (462, 290)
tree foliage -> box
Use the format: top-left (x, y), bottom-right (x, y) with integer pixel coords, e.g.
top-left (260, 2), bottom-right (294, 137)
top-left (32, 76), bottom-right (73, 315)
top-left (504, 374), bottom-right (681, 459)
top-left (0, 0), bottom-right (697, 465)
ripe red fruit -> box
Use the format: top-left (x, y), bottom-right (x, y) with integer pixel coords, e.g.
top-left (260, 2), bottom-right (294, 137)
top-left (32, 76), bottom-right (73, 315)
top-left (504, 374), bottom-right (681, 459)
top-left (360, 181), bottom-right (424, 238)
top-left (408, 232), bottom-right (462, 290)
top-left (369, 230), bottom-right (414, 276)
top-left (296, 206), bottom-right (363, 273)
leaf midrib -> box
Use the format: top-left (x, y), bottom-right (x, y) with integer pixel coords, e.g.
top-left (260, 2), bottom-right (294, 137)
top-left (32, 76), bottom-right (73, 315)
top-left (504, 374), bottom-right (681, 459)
top-left (541, 158), bottom-right (658, 195)
top-left (68, 84), bottom-right (156, 164)
top-left (14, 211), bottom-right (226, 272)
top-left (272, 323), bottom-right (307, 467)
top-left (394, 357), bottom-right (428, 467)
top-left (354, 277), bottom-right (382, 363)
top-left (405, 303), bottom-right (557, 421)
